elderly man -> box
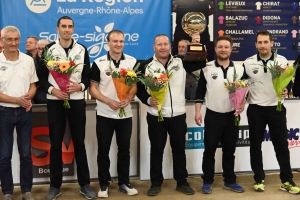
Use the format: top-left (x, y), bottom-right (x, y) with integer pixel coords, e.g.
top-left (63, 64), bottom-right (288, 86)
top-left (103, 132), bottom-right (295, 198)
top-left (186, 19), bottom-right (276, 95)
top-left (0, 26), bottom-right (38, 200)
top-left (0, 40), bottom-right (3, 53)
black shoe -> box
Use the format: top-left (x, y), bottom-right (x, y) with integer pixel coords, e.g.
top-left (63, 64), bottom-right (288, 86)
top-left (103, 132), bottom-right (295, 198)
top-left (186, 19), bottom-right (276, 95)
top-left (147, 186), bottom-right (161, 196)
top-left (176, 182), bottom-right (195, 195)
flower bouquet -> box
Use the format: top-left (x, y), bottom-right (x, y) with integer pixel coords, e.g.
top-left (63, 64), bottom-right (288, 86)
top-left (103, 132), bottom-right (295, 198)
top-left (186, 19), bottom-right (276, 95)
top-left (139, 66), bottom-right (176, 121)
top-left (43, 48), bottom-right (81, 109)
top-left (262, 50), bottom-right (298, 111)
top-left (224, 66), bottom-right (250, 126)
top-left (110, 62), bottom-right (140, 118)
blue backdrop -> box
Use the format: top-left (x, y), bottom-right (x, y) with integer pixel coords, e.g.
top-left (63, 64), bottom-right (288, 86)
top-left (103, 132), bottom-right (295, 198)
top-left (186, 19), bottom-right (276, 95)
top-left (0, 0), bottom-right (172, 62)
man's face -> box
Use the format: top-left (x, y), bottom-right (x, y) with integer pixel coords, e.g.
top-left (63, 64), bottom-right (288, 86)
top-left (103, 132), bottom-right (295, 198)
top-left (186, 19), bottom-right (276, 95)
top-left (107, 33), bottom-right (124, 55)
top-left (56, 19), bottom-right (74, 41)
top-left (154, 35), bottom-right (170, 59)
top-left (178, 41), bottom-right (187, 55)
top-left (215, 40), bottom-right (232, 61)
top-left (0, 41), bottom-right (3, 53)
top-left (37, 43), bottom-right (47, 57)
top-left (2, 31), bottom-right (20, 54)
top-left (255, 35), bottom-right (273, 58)
top-left (26, 38), bottom-right (37, 51)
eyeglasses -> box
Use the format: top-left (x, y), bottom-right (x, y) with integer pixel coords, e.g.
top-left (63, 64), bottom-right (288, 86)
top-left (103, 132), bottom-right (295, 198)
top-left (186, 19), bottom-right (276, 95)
top-left (3, 38), bottom-right (20, 43)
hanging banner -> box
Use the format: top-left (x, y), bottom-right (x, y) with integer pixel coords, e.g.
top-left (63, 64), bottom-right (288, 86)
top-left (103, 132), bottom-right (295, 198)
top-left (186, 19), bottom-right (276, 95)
top-left (214, 0), bottom-right (299, 61)
top-left (0, 0), bottom-right (171, 62)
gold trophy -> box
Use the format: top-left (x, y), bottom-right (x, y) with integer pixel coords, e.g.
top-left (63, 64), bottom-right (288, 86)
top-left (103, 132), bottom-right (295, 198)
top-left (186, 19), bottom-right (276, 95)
top-left (182, 12), bottom-right (207, 61)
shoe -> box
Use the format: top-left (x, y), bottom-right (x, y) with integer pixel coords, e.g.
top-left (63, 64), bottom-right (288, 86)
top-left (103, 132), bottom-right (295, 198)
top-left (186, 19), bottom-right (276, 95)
top-left (119, 183), bottom-right (138, 195)
top-left (22, 192), bottom-right (35, 200)
top-left (97, 185), bottom-right (109, 198)
top-left (223, 182), bottom-right (244, 193)
top-left (45, 186), bottom-right (61, 200)
top-left (80, 184), bottom-right (97, 199)
top-left (254, 180), bottom-right (265, 192)
top-left (176, 182), bottom-right (195, 195)
top-left (280, 181), bottom-right (300, 194)
top-left (147, 186), bottom-right (161, 196)
top-left (201, 183), bottom-right (212, 194)
top-left (4, 194), bottom-right (13, 200)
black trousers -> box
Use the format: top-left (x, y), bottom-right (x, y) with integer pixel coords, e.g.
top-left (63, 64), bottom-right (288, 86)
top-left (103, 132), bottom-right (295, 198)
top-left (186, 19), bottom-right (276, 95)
top-left (202, 109), bottom-right (239, 184)
top-left (147, 113), bottom-right (188, 187)
top-left (96, 115), bottom-right (132, 186)
top-left (247, 104), bottom-right (293, 183)
top-left (47, 100), bottom-right (90, 189)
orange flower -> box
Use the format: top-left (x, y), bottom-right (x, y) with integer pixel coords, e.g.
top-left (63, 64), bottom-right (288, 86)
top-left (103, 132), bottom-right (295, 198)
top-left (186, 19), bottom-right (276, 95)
top-left (59, 62), bottom-right (70, 72)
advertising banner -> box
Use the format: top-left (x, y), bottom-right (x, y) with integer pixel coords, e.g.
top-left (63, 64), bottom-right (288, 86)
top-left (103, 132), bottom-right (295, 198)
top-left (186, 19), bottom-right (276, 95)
top-left (214, 0), bottom-right (300, 61)
top-left (0, 0), bottom-right (172, 62)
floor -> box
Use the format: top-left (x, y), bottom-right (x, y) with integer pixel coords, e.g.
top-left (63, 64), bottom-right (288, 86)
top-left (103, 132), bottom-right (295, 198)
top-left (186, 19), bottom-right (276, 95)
top-left (1, 172), bottom-right (300, 200)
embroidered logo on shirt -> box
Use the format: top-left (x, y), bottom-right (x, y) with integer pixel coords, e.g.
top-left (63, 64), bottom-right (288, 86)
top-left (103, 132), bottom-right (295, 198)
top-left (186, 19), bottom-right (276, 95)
top-left (0, 66), bottom-right (7, 71)
top-left (74, 54), bottom-right (81, 60)
top-left (252, 67), bottom-right (259, 74)
top-left (105, 68), bottom-right (111, 76)
top-left (173, 65), bottom-right (179, 71)
top-left (211, 72), bottom-right (218, 80)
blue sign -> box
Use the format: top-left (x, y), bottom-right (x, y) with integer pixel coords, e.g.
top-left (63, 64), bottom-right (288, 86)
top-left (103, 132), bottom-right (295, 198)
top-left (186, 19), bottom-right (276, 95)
top-left (0, 0), bottom-right (172, 62)
top-left (186, 127), bottom-right (205, 150)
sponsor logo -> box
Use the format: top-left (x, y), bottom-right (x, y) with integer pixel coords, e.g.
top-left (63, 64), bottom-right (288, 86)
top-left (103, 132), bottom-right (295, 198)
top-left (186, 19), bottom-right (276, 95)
top-left (252, 67), bottom-right (259, 74)
top-left (185, 127), bottom-right (205, 150)
top-left (263, 128), bottom-right (300, 149)
top-left (26, 0), bottom-right (51, 14)
top-left (217, 126), bottom-right (250, 147)
top-left (31, 126), bottom-right (75, 178)
top-left (57, 0), bottom-right (144, 7)
top-left (39, 22), bottom-right (139, 58)
top-left (211, 72), bottom-right (218, 80)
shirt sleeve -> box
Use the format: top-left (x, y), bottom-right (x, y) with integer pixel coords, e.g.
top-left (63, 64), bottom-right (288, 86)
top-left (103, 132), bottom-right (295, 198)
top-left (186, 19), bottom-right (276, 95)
top-left (90, 62), bottom-right (100, 83)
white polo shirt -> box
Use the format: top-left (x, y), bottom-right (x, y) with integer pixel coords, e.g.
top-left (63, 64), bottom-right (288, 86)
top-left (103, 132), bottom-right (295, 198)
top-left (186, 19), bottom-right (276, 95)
top-left (243, 53), bottom-right (288, 106)
top-left (0, 51), bottom-right (38, 108)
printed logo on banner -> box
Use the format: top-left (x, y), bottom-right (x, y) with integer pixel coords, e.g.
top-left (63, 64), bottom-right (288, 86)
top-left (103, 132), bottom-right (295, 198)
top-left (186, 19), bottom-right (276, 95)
top-left (26, 0), bottom-right (51, 14)
top-left (263, 128), bottom-right (300, 149)
top-left (31, 125), bottom-right (75, 178)
top-left (186, 127), bottom-right (204, 150)
top-left (39, 22), bottom-right (139, 58)
top-left (217, 125), bottom-right (250, 148)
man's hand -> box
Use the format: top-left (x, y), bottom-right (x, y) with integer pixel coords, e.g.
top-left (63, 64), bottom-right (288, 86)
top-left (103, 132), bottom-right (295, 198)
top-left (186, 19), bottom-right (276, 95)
top-left (51, 88), bottom-right (68, 100)
top-left (67, 81), bottom-right (82, 94)
top-left (120, 97), bottom-right (131, 108)
top-left (150, 97), bottom-right (158, 108)
top-left (16, 95), bottom-right (31, 109)
top-left (280, 88), bottom-right (288, 98)
top-left (237, 98), bottom-right (246, 114)
top-left (107, 99), bottom-right (120, 111)
top-left (195, 111), bottom-right (203, 126)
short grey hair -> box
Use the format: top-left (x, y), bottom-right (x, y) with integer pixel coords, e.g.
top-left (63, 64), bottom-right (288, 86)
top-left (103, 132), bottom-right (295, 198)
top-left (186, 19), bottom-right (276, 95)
top-left (37, 39), bottom-right (50, 46)
top-left (1, 26), bottom-right (21, 39)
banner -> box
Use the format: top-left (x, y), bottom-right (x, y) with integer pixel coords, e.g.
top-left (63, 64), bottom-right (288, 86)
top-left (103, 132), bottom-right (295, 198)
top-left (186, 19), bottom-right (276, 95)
top-left (0, 0), bottom-right (172, 62)
top-left (214, 0), bottom-right (300, 61)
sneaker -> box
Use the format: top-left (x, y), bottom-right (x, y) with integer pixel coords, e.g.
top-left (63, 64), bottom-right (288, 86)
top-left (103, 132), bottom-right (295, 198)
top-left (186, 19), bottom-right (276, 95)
top-left (119, 183), bottom-right (138, 196)
top-left (201, 183), bottom-right (212, 194)
top-left (80, 184), bottom-right (97, 199)
top-left (97, 185), bottom-right (109, 198)
top-left (45, 186), bottom-right (61, 200)
top-left (147, 185), bottom-right (161, 196)
top-left (4, 194), bottom-right (13, 200)
top-left (254, 180), bottom-right (265, 192)
top-left (223, 182), bottom-right (244, 193)
top-left (176, 182), bottom-right (195, 195)
top-left (22, 192), bottom-right (35, 200)
top-left (280, 181), bottom-right (300, 194)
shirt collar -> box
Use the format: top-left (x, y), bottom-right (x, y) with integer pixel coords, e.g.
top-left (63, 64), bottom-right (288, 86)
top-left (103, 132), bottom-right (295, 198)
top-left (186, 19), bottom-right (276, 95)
top-left (257, 51), bottom-right (274, 61)
top-left (106, 52), bottom-right (125, 62)
top-left (214, 60), bottom-right (234, 68)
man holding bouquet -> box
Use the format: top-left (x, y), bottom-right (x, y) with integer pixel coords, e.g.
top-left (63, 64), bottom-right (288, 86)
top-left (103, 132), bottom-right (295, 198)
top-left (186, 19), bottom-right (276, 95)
top-left (194, 35), bottom-right (245, 194)
top-left (39, 16), bottom-right (96, 200)
top-left (89, 30), bottom-right (138, 198)
top-left (243, 30), bottom-right (300, 194)
top-left (136, 34), bottom-right (196, 196)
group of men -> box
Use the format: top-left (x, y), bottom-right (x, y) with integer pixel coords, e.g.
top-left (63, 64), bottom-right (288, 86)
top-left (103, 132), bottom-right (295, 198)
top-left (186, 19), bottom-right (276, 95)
top-left (0, 15), bottom-right (299, 200)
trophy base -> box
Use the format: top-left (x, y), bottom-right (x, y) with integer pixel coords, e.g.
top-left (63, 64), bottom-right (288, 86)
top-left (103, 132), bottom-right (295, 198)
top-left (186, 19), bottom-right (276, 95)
top-left (183, 43), bottom-right (207, 61)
